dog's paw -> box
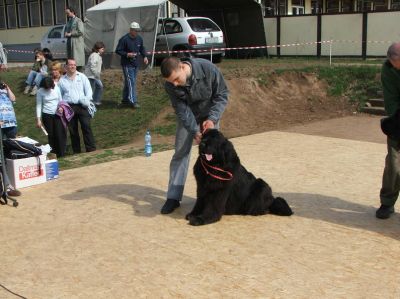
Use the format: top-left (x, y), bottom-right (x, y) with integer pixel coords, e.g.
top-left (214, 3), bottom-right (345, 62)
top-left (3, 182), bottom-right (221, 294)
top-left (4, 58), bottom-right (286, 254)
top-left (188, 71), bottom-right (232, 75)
top-left (188, 215), bottom-right (205, 226)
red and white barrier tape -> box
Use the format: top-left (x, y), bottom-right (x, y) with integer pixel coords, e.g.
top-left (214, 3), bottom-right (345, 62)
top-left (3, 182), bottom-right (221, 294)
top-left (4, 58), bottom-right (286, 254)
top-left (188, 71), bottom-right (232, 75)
top-left (4, 39), bottom-right (395, 56)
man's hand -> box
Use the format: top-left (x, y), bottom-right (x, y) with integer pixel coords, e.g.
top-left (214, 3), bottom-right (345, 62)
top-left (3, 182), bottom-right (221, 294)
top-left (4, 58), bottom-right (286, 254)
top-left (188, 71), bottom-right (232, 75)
top-left (202, 120), bottom-right (215, 133)
top-left (65, 32), bottom-right (72, 37)
top-left (194, 132), bottom-right (202, 145)
top-left (143, 57), bottom-right (149, 65)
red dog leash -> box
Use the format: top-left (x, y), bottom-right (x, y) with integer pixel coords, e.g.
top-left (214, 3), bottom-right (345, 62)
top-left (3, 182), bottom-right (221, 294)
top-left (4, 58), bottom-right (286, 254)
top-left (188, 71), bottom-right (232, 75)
top-left (200, 157), bottom-right (233, 181)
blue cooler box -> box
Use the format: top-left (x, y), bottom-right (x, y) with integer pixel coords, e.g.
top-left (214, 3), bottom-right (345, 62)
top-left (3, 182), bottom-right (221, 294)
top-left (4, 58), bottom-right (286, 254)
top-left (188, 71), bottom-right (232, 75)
top-left (45, 159), bottom-right (59, 180)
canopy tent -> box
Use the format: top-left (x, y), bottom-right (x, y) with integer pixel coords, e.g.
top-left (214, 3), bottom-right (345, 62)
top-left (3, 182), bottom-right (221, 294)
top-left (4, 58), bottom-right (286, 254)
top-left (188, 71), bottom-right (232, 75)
top-left (85, 0), bottom-right (165, 68)
top-left (169, 0), bottom-right (267, 58)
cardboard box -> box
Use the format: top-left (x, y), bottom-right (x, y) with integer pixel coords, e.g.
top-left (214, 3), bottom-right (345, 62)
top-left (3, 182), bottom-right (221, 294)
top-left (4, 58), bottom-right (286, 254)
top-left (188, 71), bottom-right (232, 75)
top-left (6, 155), bottom-right (47, 189)
top-left (45, 159), bottom-right (59, 181)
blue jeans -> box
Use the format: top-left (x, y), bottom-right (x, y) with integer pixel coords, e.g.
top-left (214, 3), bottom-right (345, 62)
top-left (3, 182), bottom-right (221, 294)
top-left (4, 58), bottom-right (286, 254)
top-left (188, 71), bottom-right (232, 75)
top-left (122, 65), bottom-right (138, 104)
top-left (25, 70), bottom-right (45, 86)
top-left (166, 119), bottom-right (219, 201)
top-left (25, 70), bottom-right (37, 86)
top-left (89, 78), bottom-right (103, 104)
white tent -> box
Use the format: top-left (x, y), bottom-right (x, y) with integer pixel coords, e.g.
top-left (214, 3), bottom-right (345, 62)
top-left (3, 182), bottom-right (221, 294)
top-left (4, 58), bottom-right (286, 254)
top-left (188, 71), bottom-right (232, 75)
top-left (85, 0), bottom-right (166, 68)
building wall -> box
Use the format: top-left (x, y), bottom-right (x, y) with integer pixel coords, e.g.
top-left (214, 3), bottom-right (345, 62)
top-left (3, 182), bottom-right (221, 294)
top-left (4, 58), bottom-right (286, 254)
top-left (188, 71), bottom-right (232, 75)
top-left (263, 17), bottom-right (277, 55)
top-left (320, 14), bottom-right (362, 55)
top-left (367, 11), bottom-right (400, 55)
top-left (280, 15), bottom-right (318, 55)
top-left (265, 11), bottom-right (400, 57)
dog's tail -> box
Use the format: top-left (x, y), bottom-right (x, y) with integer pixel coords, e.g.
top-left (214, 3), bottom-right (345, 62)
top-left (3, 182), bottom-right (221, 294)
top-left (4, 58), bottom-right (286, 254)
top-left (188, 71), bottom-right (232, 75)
top-left (269, 197), bottom-right (293, 216)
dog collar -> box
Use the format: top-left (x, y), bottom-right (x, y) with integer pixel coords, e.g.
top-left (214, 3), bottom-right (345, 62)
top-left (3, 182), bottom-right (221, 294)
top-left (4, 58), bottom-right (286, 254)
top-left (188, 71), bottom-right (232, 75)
top-left (200, 157), bottom-right (233, 181)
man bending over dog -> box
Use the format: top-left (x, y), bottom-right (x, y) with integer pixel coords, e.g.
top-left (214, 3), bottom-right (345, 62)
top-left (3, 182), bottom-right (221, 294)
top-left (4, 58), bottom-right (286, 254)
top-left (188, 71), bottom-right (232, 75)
top-left (160, 57), bottom-right (229, 214)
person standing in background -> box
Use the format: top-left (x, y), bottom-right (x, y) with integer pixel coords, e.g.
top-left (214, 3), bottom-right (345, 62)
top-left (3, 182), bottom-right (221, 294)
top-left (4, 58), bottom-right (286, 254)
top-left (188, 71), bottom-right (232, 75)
top-left (115, 22), bottom-right (148, 109)
top-left (58, 59), bottom-right (95, 154)
top-left (377, 42), bottom-right (400, 219)
top-left (85, 41), bottom-right (105, 106)
top-left (65, 6), bottom-right (85, 72)
top-left (36, 77), bottom-right (66, 157)
top-left (0, 42), bottom-right (7, 71)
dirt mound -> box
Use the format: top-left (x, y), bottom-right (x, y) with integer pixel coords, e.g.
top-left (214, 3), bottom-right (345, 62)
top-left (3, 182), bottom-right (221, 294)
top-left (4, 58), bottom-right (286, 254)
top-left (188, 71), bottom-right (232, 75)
top-left (220, 71), bottom-right (355, 138)
top-left (147, 71), bottom-right (355, 142)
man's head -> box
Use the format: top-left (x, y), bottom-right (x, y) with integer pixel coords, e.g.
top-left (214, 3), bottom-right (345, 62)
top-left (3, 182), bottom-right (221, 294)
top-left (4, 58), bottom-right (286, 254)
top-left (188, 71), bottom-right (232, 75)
top-left (387, 42), bottom-right (400, 70)
top-left (65, 6), bottom-right (76, 18)
top-left (65, 59), bottom-right (77, 75)
top-left (129, 22), bottom-right (141, 37)
top-left (160, 57), bottom-right (190, 86)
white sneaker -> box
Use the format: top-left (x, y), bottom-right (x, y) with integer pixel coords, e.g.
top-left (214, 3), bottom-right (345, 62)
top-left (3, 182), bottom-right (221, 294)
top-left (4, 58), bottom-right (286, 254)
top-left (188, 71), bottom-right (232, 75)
top-left (30, 86), bottom-right (38, 96)
top-left (23, 85), bottom-right (31, 94)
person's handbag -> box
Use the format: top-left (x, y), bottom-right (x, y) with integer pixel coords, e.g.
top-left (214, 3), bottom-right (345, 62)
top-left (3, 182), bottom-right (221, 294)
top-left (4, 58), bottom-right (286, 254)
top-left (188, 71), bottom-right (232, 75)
top-left (3, 139), bottom-right (42, 159)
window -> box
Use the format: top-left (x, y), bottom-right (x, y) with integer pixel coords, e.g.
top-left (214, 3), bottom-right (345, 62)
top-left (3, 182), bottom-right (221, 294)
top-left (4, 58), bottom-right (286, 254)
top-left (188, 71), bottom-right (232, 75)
top-left (48, 26), bottom-right (64, 38)
top-left (163, 20), bottom-right (182, 34)
top-left (55, 0), bottom-right (66, 24)
top-left (263, 0), bottom-right (276, 16)
top-left (0, 0), bottom-right (5, 29)
top-left (292, 6), bottom-right (304, 14)
top-left (68, 0), bottom-right (81, 18)
top-left (392, 0), bottom-right (400, 9)
top-left (29, 0), bottom-right (40, 26)
top-left (42, 0), bottom-right (53, 25)
top-left (374, 0), bottom-right (388, 11)
top-left (17, 0), bottom-right (28, 28)
top-left (311, 0), bottom-right (322, 13)
top-left (278, 0), bottom-right (287, 15)
top-left (341, 0), bottom-right (354, 12)
top-left (187, 19), bottom-right (220, 32)
top-left (326, 0), bottom-right (340, 12)
top-left (6, 0), bottom-right (17, 29)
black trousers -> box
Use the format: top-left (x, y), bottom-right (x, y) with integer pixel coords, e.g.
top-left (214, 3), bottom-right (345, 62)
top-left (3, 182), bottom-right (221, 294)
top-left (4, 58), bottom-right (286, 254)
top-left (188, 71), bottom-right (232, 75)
top-left (42, 113), bottom-right (67, 157)
top-left (68, 104), bottom-right (96, 154)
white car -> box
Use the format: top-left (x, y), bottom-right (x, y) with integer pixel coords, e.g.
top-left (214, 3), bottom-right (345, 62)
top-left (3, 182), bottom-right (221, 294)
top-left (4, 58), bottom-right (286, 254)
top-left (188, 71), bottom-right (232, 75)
top-left (40, 25), bottom-right (67, 60)
top-left (40, 16), bottom-right (225, 63)
top-left (155, 17), bottom-right (225, 63)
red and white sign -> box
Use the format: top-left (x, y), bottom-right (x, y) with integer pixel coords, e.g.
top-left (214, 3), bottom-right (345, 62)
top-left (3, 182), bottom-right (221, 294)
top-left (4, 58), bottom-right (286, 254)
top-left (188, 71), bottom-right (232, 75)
top-left (6, 155), bottom-right (47, 189)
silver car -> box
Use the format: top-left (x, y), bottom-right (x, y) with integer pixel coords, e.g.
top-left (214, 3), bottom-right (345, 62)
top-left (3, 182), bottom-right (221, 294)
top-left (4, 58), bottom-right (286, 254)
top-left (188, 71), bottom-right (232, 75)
top-left (40, 25), bottom-right (67, 60)
top-left (155, 17), bottom-right (225, 63)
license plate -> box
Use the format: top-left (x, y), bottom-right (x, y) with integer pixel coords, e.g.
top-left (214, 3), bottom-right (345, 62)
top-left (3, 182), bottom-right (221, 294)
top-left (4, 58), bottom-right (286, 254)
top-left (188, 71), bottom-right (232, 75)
top-left (205, 37), bottom-right (218, 43)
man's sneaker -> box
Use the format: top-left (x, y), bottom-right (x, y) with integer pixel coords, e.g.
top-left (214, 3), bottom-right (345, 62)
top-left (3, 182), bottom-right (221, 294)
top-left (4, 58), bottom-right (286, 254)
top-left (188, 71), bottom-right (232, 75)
top-left (132, 103), bottom-right (140, 109)
top-left (161, 198), bottom-right (180, 214)
top-left (23, 85), bottom-right (31, 94)
top-left (30, 86), bottom-right (38, 96)
top-left (376, 204), bottom-right (394, 219)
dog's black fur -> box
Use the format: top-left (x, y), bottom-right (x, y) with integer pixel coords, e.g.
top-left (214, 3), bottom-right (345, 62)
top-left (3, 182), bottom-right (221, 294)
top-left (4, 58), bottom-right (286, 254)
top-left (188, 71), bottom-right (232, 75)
top-left (186, 129), bottom-right (293, 226)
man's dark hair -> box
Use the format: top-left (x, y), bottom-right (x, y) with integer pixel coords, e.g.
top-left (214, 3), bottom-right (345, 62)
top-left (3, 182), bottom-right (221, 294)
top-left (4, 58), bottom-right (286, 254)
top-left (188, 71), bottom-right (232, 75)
top-left (92, 41), bottom-right (105, 53)
top-left (160, 57), bottom-right (181, 78)
top-left (39, 77), bottom-right (55, 90)
top-left (66, 6), bottom-right (76, 15)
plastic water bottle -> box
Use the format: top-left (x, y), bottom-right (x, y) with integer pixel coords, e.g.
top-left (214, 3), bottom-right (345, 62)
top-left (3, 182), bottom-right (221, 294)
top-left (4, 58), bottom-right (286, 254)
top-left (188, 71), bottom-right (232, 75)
top-left (144, 130), bottom-right (152, 157)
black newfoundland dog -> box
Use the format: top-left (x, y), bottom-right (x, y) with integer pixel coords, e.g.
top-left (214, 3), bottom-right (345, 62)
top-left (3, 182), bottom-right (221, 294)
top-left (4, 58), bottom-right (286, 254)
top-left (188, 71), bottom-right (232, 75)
top-left (186, 129), bottom-right (293, 226)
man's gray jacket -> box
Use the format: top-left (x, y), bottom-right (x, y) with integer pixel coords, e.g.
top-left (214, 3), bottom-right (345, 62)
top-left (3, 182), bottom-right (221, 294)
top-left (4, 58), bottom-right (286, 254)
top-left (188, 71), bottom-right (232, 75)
top-left (164, 58), bottom-right (228, 134)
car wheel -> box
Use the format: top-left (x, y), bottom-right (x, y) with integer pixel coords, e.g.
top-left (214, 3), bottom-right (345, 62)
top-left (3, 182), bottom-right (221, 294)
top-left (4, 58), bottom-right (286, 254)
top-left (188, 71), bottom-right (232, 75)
top-left (211, 54), bottom-right (223, 63)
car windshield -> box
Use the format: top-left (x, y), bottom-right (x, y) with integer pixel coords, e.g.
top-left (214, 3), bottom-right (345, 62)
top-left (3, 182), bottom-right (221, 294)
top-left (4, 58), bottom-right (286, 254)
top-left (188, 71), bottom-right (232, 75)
top-left (187, 19), bottom-right (220, 32)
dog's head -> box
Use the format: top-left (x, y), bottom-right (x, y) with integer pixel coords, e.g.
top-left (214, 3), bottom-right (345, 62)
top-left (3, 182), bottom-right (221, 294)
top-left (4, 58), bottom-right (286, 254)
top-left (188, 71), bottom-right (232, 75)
top-left (199, 129), bottom-right (239, 167)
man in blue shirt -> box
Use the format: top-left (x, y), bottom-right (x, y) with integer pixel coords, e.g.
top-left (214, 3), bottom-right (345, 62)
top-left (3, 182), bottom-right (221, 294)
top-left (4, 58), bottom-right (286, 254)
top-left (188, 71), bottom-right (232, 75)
top-left (115, 22), bottom-right (148, 109)
top-left (58, 59), bottom-right (96, 154)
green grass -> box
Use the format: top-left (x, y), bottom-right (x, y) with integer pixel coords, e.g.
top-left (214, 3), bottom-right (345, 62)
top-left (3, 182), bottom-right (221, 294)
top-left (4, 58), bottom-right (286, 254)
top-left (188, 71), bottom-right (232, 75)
top-left (0, 66), bottom-right (170, 169)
